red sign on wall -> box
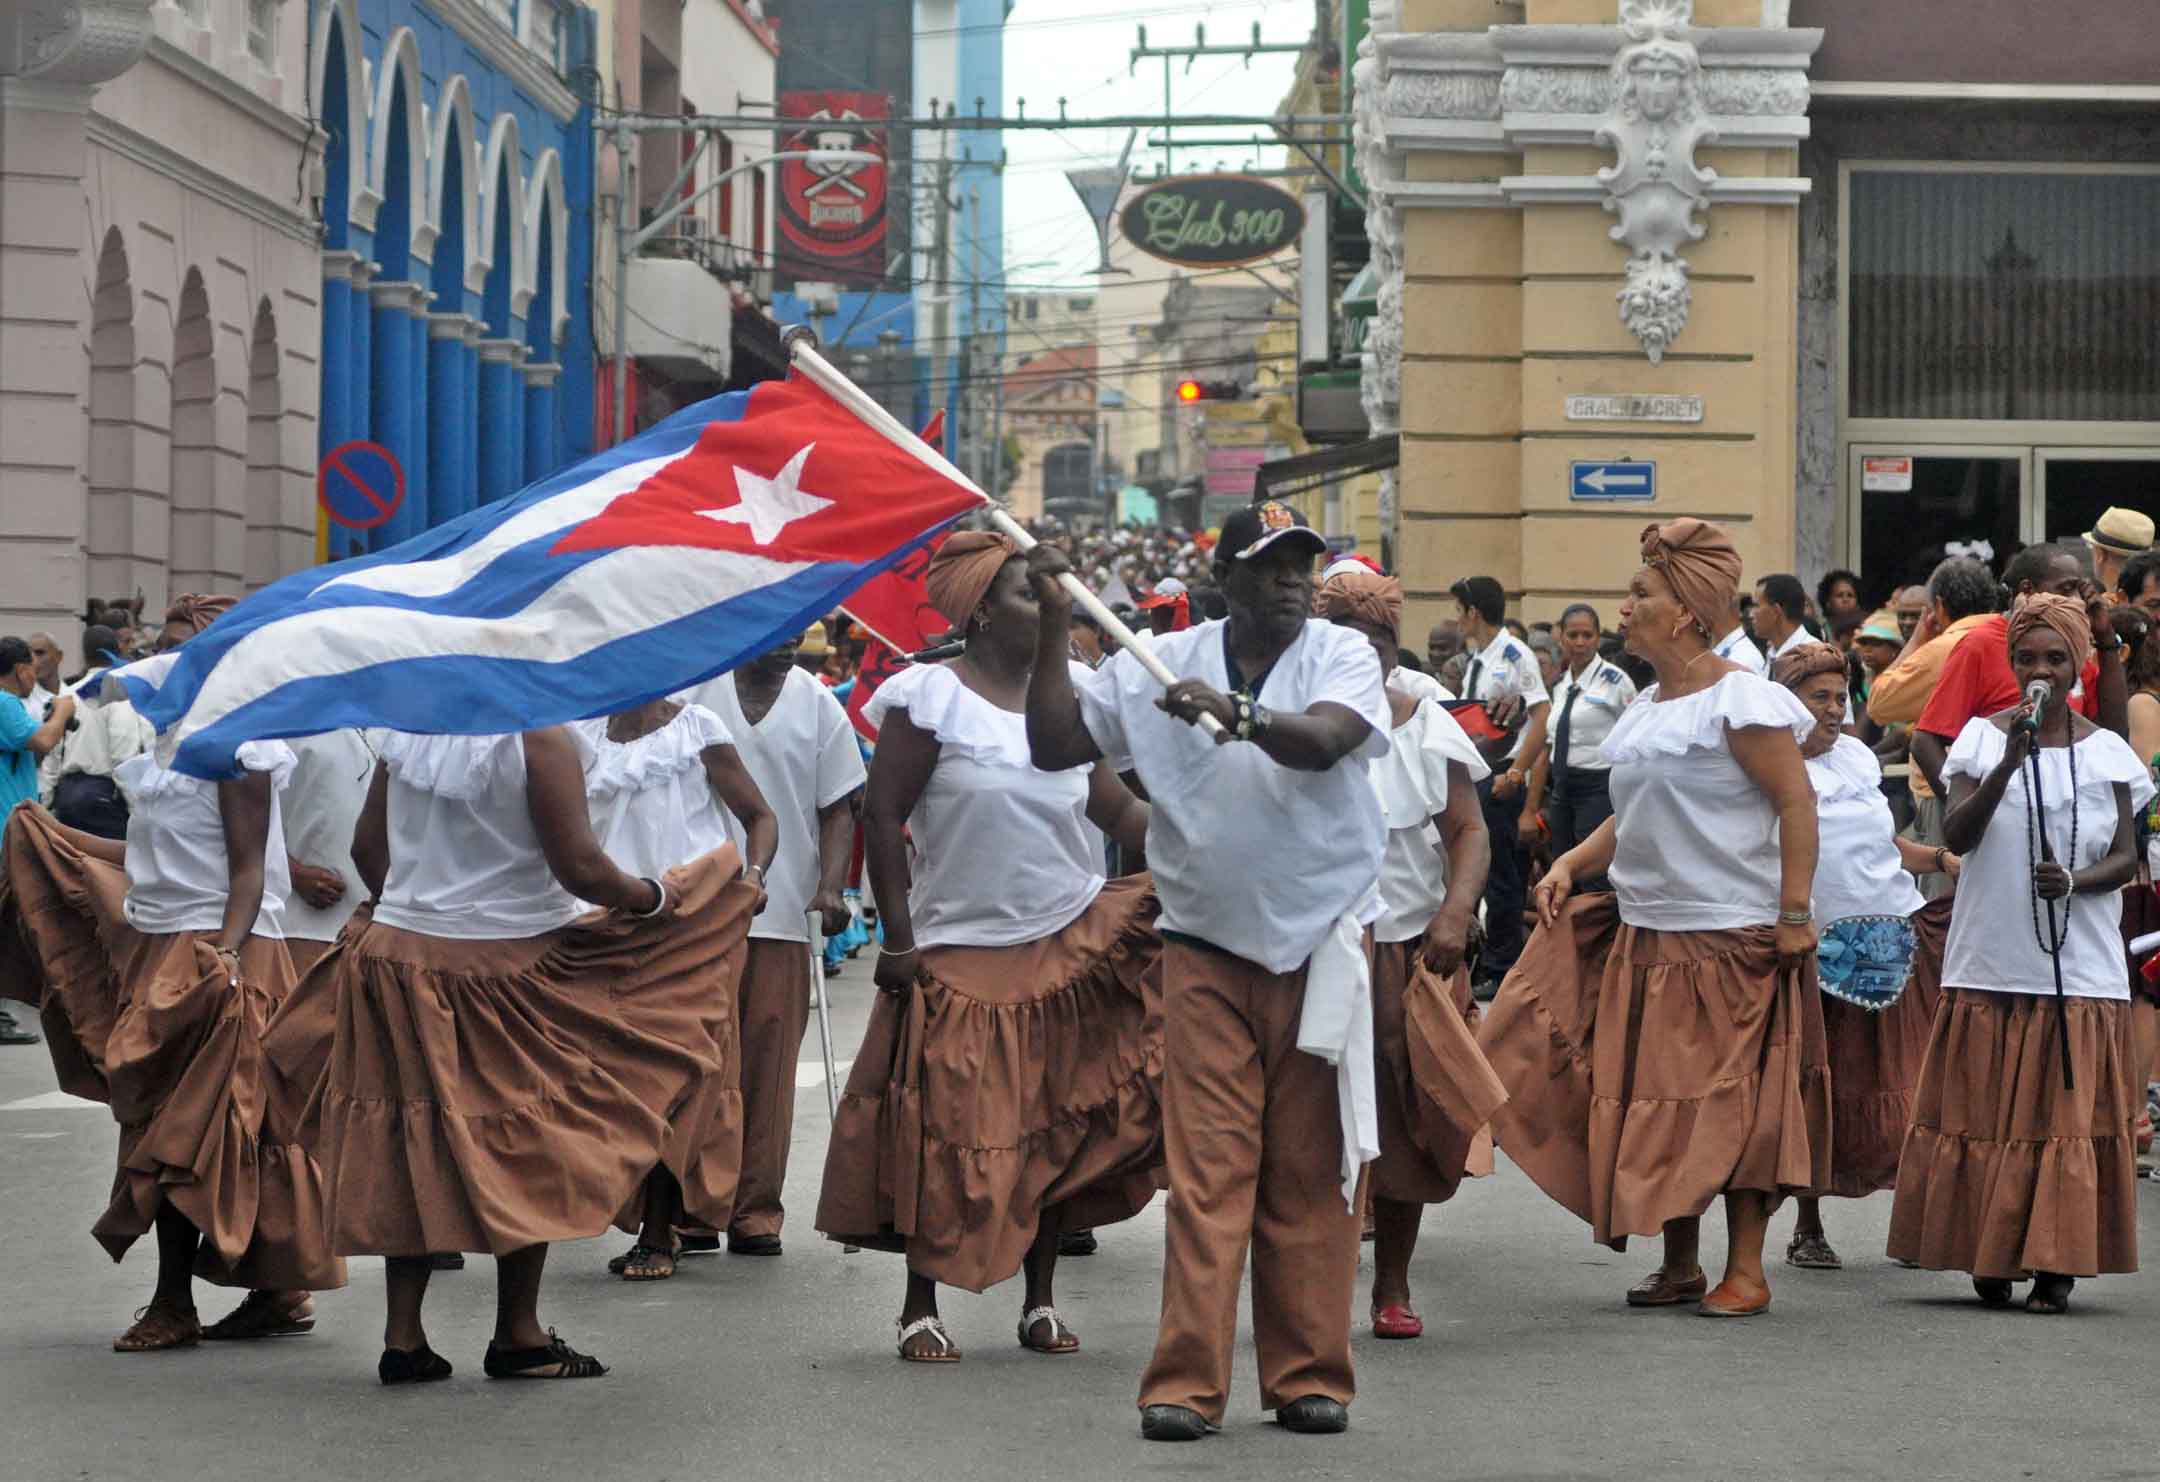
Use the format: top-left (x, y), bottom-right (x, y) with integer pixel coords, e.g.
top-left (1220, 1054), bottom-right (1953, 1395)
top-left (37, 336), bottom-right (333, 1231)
top-left (777, 91), bottom-right (889, 289)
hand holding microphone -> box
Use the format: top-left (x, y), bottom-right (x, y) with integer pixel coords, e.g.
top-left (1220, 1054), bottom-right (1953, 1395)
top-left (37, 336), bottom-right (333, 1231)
top-left (2013, 677), bottom-right (2051, 738)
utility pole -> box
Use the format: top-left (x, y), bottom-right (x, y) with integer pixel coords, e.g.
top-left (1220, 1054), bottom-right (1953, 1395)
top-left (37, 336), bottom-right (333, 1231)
top-left (1130, 23), bottom-right (1306, 179)
top-left (966, 185), bottom-right (985, 489)
top-left (927, 129), bottom-right (954, 449)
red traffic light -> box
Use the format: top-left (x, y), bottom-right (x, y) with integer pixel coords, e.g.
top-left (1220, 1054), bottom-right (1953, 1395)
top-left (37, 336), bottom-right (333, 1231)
top-left (1176, 378), bottom-right (1239, 403)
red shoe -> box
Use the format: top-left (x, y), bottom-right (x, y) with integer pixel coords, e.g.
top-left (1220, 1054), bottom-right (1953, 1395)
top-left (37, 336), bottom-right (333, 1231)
top-left (1371, 1303), bottom-right (1423, 1339)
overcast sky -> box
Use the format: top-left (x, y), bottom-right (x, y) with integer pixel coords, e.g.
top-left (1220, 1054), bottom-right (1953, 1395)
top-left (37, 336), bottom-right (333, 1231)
top-left (992, 0), bottom-right (1309, 289)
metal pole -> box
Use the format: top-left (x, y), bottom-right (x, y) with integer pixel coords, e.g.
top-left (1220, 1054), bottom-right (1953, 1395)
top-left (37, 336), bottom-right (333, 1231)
top-left (612, 120), bottom-right (634, 446)
top-left (783, 328), bottom-right (1225, 738)
top-left (805, 908), bottom-right (857, 1253)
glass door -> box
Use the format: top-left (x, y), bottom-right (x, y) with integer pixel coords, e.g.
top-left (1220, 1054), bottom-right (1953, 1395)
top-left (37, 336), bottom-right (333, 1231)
top-left (1848, 444), bottom-right (2032, 596)
top-left (2037, 447), bottom-right (2160, 551)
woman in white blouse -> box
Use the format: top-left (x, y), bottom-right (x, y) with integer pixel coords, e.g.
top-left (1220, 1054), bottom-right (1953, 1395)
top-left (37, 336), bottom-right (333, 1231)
top-left (0, 594), bottom-right (342, 1352)
top-left (1888, 595), bottom-right (2151, 1314)
top-left (816, 532), bottom-right (1155, 1364)
top-left (582, 698), bottom-right (777, 1283)
top-left (1318, 570), bottom-right (1499, 1342)
top-left (1480, 519), bottom-right (1826, 1319)
top-left (304, 723), bottom-right (759, 1384)
top-left (1768, 643), bottom-right (1959, 1273)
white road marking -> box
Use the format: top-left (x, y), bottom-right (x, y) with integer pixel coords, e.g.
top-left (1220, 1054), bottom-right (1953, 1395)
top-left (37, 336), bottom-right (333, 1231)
top-left (794, 1060), bottom-right (852, 1089)
top-left (0, 1091), bottom-right (103, 1112)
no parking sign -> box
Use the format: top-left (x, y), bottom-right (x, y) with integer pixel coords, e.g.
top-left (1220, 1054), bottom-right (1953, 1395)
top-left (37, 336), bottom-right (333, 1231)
top-left (317, 441), bottom-right (406, 530)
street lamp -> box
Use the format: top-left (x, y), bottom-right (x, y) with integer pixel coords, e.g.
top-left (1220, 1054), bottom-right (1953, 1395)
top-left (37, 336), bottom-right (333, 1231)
top-left (611, 147), bottom-right (880, 444)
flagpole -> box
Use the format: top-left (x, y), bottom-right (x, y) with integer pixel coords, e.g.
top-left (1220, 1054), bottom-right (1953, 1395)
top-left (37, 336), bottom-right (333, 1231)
top-left (782, 327), bottom-right (1225, 740)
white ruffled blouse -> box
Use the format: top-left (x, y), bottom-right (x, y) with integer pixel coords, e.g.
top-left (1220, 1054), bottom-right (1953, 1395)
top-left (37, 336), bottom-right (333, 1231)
top-left (114, 740), bottom-right (295, 938)
top-left (578, 704), bottom-right (738, 880)
top-left (373, 730), bottom-right (592, 940)
top-left (1940, 719), bottom-right (2156, 1000)
top-left (1372, 699), bottom-right (1490, 944)
top-left (1601, 671), bottom-right (1816, 932)
top-left (1806, 734), bottom-right (1926, 926)
top-left (863, 662), bottom-right (1105, 949)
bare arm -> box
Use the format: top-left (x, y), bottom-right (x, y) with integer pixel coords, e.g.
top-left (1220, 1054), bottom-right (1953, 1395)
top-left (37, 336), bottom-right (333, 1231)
top-left (351, 763), bottom-right (390, 900)
top-left (1083, 763), bottom-right (1149, 857)
top-left (1727, 722), bottom-right (1820, 963)
top-left (810, 793), bottom-right (858, 933)
top-left (1024, 549), bottom-right (1107, 773)
top-left (1498, 700), bottom-right (1551, 799)
top-left (522, 728), bottom-right (660, 913)
top-left (1910, 729), bottom-right (1950, 798)
top-left (1940, 720), bottom-right (2023, 857)
top-left (863, 710), bottom-right (937, 990)
top-left (1235, 699), bottom-right (1375, 773)
top-left (2075, 784), bottom-right (2139, 895)
top-left (213, 771), bottom-right (273, 955)
top-left (1421, 759), bottom-right (1490, 974)
top-left (49, 814), bottom-right (127, 866)
top-left (700, 742), bottom-right (778, 878)
top-left (1893, 833), bottom-right (1956, 878)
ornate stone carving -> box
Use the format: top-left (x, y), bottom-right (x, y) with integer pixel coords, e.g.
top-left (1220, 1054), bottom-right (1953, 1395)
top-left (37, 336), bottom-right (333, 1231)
top-left (1385, 69), bottom-right (1502, 122)
top-left (1696, 66), bottom-right (1810, 116)
top-left (1355, 0), bottom-right (1404, 545)
top-left (3, 0), bottom-right (152, 86)
top-left (1595, 0), bottom-right (1714, 362)
top-left (1500, 66), bottom-right (1610, 116)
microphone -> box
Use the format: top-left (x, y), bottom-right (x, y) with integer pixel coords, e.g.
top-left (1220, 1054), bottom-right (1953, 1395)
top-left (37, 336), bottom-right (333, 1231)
top-left (2015, 677), bottom-right (2051, 735)
top-left (902, 638), bottom-right (967, 664)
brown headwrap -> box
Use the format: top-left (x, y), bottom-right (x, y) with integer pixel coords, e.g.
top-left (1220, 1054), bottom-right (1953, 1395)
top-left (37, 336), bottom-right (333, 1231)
top-left (163, 593), bottom-right (236, 637)
top-left (1771, 641), bottom-right (1847, 692)
top-left (2006, 592), bottom-right (2093, 674)
top-left (1316, 569), bottom-right (1404, 638)
top-left (1638, 519), bottom-right (1743, 637)
top-left (925, 531), bottom-right (1019, 628)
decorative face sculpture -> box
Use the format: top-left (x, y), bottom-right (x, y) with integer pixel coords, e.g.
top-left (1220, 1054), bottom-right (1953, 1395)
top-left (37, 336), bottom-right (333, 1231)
top-left (1629, 52), bottom-right (1688, 121)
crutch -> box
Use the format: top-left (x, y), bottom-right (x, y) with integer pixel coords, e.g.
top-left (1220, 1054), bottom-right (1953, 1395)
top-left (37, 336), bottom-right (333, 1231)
top-left (807, 908), bottom-right (858, 1252)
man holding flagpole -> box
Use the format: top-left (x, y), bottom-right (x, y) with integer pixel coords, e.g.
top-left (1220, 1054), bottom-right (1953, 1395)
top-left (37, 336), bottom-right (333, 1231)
top-left (1022, 500), bottom-right (1389, 1443)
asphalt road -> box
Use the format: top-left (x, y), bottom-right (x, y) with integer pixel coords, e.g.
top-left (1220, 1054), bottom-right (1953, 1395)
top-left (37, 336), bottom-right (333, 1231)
top-left (3, 971), bottom-right (2157, 1482)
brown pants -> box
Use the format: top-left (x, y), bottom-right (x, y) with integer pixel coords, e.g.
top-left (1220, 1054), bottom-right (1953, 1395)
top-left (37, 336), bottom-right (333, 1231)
top-left (1137, 939), bottom-right (1360, 1424)
top-left (733, 936), bottom-right (812, 1237)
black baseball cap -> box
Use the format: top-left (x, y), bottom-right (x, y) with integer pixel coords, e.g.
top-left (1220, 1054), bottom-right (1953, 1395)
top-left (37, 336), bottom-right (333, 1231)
top-left (1215, 500), bottom-right (1329, 564)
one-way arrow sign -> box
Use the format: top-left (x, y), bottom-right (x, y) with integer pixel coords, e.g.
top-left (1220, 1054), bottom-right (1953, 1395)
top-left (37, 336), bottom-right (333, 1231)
top-left (1570, 460), bottom-right (1656, 502)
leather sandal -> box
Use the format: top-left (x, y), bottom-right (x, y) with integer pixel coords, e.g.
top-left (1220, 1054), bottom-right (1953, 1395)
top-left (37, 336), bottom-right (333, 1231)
top-left (1972, 1277), bottom-right (2016, 1307)
top-left (1697, 1280), bottom-right (1772, 1318)
top-left (203, 1290), bottom-right (315, 1341)
top-left (2025, 1274), bottom-right (2075, 1315)
top-left (896, 1314), bottom-right (961, 1363)
top-left (1785, 1232), bottom-right (1842, 1270)
top-left (611, 1243), bottom-right (675, 1281)
top-left (483, 1330), bottom-right (607, 1380)
top-left (1625, 1268), bottom-right (1708, 1308)
top-left (1018, 1306), bottom-right (1079, 1354)
top-left (114, 1301), bottom-right (202, 1353)
top-left (1371, 1303), bottom-right (1423, 1339)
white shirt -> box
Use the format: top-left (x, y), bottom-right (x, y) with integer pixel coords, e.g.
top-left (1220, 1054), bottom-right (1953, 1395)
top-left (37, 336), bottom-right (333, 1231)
top-left (114, 740), bottom-right (294, 938)
top-left (1075, 617), bottom-right (1389, 973)
top-left (279, 729), bottom-right (377, 942)
top-left (1939, 719), bottom-right (2155, 1000)
top-left (1713, 626), bottom-right (1766, 675)
top-left (1389, 666), bottom-right (1455, 706)
top-left (38, 672), bottom-right (155, 801)
top-left (580, 705), bottom-right (739, 881)
top-left (1372, 699), bottom-right (1490, 943)
top-left (1547, 658), bottom-right (1638, 773)
top-left (1601, 672), bottom-right (1815, 931)
top-left (865, 662), bottom-right (1105, 949)
top-left (1459, 629), bottom-right (1549, 762)
top-left (1765, 626), bottom-right (1814, 664)
top-left (1807, 735), bottom-right (1925, 925)
top-left (685, 667), bottom-right (866, 942)
top-left (27, 683), bottom-right (53, 717)
top-left (373, 731), bottom-right (588, 940)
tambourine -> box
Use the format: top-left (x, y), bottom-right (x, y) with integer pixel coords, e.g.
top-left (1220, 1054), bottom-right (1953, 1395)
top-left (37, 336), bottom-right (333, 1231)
top-left (1815, 913), bottom-right (1919, 1011)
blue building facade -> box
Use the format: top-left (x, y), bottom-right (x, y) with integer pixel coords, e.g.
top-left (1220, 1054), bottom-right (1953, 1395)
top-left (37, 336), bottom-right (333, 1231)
top-left (309, 0), bottom-right (597, 558)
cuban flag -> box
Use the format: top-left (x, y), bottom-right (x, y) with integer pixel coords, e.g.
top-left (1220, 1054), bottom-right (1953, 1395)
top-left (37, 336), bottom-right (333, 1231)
top-left (107, 374), bottom-right (985, 778)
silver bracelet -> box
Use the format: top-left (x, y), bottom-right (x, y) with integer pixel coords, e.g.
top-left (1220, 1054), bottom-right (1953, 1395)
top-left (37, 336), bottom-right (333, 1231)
top-left (630, 877), bottom-right (669, 918)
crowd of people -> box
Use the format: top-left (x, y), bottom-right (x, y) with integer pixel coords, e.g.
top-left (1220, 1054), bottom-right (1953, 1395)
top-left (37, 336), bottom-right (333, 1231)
top-left (1, 498), bottom-right (2156, 1437)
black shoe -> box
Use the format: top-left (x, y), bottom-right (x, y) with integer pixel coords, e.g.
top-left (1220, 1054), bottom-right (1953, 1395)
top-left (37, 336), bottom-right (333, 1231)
top-left (0, 1015), bottom-right (39, 1046)
top-left (430, 1252), bottom-right (465, 1271)
top-left (378, 1345), bottom-right (454, 1385)
top-left (1276, 1396), bottom-right (1349, 1434)
top-left (727, 1232), bottom-right (782, 1256)
top-left (677, 1232), bottom-right (721, 1256)
top-left (1058, 1228), bottom-right (1099, 1257)
top-left (483, 1331), bottom-right (607, 1380)
top-left (1140, 1404), bottom-right (1213, 1442)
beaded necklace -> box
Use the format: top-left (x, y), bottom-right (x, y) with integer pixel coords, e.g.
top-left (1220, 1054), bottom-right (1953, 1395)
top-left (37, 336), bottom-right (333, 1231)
top-left (2021, 722), bottom-right (2078, 957)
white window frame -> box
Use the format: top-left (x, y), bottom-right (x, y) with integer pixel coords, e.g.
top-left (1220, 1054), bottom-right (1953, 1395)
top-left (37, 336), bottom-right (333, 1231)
top-left (245, 0), bottom-right (279, 66)
top-left (1835, 159), bottom-right (2160, 569)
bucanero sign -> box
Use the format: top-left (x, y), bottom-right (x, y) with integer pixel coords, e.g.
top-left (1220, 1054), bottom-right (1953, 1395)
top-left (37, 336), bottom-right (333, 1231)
top-left (1119, 175), bottom-right (1306, 269)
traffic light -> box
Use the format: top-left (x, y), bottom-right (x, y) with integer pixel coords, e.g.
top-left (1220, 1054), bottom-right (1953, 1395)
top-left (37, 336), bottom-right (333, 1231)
top-left (1176, 378), bottom-right (1242, 403)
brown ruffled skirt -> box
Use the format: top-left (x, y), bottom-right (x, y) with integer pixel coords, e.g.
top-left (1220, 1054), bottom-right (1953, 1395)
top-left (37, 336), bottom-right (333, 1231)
top-left (1819, 894), bottom-right (1952, 1199)
top-left (1886, 988), bottom-right (2140, 1279)
top-left (1369, 938), bottom-right (1506, 1205)
top-left (815, 874), bottom-right (1164, 1291)
top-left (1478, 892), bottom-right (1831, 1247)
top-left (287, 848), bottom-right (757, 1257)
top-left (0, 805), bottom-right (344, 1290)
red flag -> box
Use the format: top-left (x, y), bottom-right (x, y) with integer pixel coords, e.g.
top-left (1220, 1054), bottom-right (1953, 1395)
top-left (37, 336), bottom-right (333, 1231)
top-left (920, 408), bottom-right (946, 454)
top-left (839, 409), bottom-right (965, 740)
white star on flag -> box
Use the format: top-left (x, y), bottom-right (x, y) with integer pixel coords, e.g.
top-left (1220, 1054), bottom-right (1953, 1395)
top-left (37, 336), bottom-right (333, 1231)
top-left (701, 443), bottom-right (834, 545)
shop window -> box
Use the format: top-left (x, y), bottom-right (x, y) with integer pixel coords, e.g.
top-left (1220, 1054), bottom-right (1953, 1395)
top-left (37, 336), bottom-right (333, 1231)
top-left (1848, 168), bottom-right (2160, 422)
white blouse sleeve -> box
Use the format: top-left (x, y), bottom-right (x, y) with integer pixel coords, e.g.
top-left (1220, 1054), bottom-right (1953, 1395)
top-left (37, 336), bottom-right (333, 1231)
top-left (1417, 700), bottom-right (1491, 789)
top-left (233, 739), bottom-right (298, 789)
top-left (1941, 716), bottom-right (2004, 787)
top-left (1600, 671), bottom-right (1815, 765)
top-left (861, 663), bottom-right (960, 743)
top-left (2079, 728), bottom-right (2159, 812)
top-left (378, 731), bottom-right (527, 800)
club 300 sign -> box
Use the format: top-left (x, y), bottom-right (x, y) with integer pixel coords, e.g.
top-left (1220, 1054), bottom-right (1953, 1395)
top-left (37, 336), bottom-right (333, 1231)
top-left (1119, 175), bottom-right (1306, 269)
